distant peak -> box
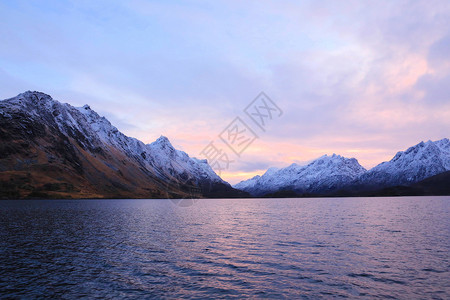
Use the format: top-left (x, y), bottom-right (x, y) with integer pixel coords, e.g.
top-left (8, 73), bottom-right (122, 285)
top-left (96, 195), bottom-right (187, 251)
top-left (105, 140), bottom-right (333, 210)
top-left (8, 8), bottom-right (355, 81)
top-left (406, 138), bottom-right (450, 150)
top-left (318, 153), bottom-right (340, 160)
top-left (417, 140), bottom-right (440, 151)
top-left (3, 91), bottom-right (56, 107)
top-left (157, 135), bottom-right (170, 143)
top-left (312, 153), bottom-right (359, 165)
top-left (264, 167), bottom-right (279, 176)
top-left (19, 90), bottom-right (53, 100)
top-left (21, 90), bottom-right (51, 96)
top-left (82, 104), bottom-right (91, 110)
top-left (17, 91), bottom-right (53, 101)
top-left (151, 135), bottom-right (174, 149)
top-left (329, 153), bottom-right (345, 159)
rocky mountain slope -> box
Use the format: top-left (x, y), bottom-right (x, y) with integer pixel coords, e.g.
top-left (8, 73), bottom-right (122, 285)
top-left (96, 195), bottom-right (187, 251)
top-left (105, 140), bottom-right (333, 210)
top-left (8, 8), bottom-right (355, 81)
top-left (0, 91), bottom-right (245, 199)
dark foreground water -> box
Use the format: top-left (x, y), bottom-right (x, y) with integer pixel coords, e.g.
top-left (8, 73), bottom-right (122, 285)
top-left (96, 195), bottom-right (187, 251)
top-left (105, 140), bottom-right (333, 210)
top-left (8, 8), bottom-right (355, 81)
top-left (0, 197), bottom-right (449, 299)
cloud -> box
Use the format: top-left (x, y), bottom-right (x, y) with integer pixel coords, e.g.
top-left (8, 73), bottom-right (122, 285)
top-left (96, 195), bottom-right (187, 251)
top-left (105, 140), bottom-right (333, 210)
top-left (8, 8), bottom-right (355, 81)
top-left (1, 0), bottom-right (449, 183)
top-left (413, 33), bottom-right (450, 105)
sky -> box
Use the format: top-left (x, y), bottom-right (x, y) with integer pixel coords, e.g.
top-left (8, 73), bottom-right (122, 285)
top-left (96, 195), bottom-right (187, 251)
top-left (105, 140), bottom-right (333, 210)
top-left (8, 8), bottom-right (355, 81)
top-left (1, 0), bottom-right (449, 184)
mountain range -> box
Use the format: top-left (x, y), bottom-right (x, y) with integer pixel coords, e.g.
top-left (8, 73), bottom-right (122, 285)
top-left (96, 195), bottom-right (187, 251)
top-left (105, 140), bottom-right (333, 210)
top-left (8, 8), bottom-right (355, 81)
top-left (235, 139), bottom-right (450, 197)
top-left (0, 91), bottom-right (245, 199)
top-left (0, 91), bottom-right (448, 199)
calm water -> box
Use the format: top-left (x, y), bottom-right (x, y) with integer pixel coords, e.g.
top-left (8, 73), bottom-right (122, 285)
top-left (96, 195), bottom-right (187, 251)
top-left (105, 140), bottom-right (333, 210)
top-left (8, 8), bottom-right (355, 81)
top-left (0, 197), bottom-right (449, 299)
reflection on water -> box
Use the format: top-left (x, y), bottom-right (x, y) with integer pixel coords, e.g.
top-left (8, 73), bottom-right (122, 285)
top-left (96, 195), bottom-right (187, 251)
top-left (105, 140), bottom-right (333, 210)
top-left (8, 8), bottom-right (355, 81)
top-left (0, 197), bottom-right (449, 298)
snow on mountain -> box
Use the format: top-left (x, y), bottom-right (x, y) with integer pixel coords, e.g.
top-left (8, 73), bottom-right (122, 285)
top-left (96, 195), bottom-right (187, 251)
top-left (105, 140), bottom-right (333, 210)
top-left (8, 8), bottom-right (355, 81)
top-left (0, 91), bottom-right (226, 194)
top-left (235, 139), bottom-right (450, 196)
top-left (235, 167), bottom-right (279, 191)
top-left (147, 135), bottom-right (223, 184)
top-left (358, 139), bottom-right (450, 187)
top-left (234, 175), bottom-right (260, 191)
top-left (235, 154), bottom-right (366, 196)
top-left (2, 91), bottom-right (448, 198)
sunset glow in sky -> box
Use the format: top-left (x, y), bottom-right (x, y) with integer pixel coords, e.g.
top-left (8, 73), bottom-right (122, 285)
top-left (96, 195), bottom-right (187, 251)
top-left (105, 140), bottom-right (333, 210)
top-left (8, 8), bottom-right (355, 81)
top-left (1, 0), bottom-right (449, 184)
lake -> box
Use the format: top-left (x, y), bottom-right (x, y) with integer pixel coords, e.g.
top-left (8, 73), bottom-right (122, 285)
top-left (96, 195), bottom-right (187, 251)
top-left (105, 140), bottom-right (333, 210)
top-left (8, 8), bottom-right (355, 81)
top-left (0, 197), bottom-right (449, 299)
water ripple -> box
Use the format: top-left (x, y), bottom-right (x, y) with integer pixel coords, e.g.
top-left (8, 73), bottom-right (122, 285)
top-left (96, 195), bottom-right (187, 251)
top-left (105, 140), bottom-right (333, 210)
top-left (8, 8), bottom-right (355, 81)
top-left (0, 197), bottom-right (449, 299)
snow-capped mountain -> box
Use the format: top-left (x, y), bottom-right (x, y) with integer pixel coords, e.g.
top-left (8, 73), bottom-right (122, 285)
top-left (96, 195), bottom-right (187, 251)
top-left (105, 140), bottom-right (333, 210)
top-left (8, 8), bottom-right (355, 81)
top-left (235, 154), bottom-right (366, 196)
top-left (235, 139), bottom-right (450, 196)
top-left (0, 91), bottom-right (244, 199)
top-left (1, 91), bottom-right (448, 199)
top-left (357, 138), bottom-right (450, 188)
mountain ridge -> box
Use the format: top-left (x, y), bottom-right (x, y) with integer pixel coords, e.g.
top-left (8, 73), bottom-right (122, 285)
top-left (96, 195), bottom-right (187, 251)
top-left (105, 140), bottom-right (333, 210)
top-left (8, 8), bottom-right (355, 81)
top-left (235, 139), bottom-right (450, 196)
top-left (0, 91), bottom-right (246, 199)
top-left (1, 91), bottom-right (448, 199)
top-left (235, 154), bottom-right (367, 196)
